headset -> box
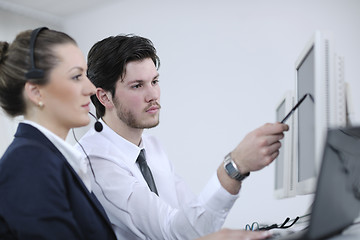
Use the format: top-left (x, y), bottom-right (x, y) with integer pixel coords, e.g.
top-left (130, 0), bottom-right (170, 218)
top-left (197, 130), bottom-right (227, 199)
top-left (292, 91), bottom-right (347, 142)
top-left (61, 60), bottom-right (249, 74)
top-left (25, 27), bottom-right (48, 79)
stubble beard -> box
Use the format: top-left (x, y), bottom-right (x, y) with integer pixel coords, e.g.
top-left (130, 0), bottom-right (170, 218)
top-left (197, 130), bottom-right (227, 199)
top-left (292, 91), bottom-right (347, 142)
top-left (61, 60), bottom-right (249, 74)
top-left (114, 101), bottom-right (160, 129)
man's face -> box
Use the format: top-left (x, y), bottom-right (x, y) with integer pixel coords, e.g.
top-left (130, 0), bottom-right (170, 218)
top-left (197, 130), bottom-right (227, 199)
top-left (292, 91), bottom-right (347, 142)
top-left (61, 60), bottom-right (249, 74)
top-left (112, 58), bottom-right (161, 129)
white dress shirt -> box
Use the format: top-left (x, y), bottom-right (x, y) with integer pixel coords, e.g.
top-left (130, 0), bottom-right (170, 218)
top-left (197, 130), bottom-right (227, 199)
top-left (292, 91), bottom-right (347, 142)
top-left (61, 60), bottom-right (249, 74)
top-left (23, 120), bottom-right (91, 191)
top-left (77, 119), bottom-right (239, 240)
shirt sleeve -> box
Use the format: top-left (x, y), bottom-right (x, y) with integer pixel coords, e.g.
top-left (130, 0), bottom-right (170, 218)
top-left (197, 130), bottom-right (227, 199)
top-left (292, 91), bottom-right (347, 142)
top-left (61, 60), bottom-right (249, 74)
top-left (171, 172), bottom-right (239, 236)
top-left (89, 155), bottom-right (239, 240)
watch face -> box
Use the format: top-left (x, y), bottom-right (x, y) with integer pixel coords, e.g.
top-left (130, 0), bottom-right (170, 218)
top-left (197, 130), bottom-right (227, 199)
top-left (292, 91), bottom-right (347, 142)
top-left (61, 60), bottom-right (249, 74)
top-left (225, 163), bottom-right (235, 175)
top-left (224, 158), bottom-right (249, 181)
top-left (225, 161), bottom-right (238, 178)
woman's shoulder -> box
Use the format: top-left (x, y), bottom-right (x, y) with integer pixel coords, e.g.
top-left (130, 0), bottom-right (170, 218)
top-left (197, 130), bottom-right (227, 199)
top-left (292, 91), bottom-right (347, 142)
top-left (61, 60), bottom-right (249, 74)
top-left (1, 136), bottom-right (65, 171)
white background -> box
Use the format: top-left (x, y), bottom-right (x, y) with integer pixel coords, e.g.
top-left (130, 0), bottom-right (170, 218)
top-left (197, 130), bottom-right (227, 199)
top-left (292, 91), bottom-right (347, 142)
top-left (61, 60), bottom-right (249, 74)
top-left (1, 0), bottom-right (360, 229)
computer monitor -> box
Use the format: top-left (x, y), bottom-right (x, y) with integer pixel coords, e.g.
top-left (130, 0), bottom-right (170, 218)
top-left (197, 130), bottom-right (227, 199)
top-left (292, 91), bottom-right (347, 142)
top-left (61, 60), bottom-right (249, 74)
top-left (293, 31), bottom-right (346, 195)
top-left (274, 91), bottom-right (296, 199)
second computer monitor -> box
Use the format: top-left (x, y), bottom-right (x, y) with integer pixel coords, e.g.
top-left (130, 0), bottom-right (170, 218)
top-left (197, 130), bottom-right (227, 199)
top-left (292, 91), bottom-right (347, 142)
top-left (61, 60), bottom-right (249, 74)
top-left (293, 31), bottom-right (346, 195)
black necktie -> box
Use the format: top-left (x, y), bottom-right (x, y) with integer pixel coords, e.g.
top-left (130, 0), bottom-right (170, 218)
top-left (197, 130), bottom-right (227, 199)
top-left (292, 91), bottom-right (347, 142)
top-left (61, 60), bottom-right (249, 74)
top-left (137, 149), bottom-right (158, 196)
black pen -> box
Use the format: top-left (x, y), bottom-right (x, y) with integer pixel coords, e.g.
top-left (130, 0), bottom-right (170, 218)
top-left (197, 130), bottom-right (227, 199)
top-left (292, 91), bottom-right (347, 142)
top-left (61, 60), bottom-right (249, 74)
top-left (281, 94), bottom-right (309, 123)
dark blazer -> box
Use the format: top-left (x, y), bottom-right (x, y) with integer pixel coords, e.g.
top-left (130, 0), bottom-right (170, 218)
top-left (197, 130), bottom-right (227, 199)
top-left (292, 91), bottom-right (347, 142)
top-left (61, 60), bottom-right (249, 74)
top-left (0, 123), bottom-right (116, 240)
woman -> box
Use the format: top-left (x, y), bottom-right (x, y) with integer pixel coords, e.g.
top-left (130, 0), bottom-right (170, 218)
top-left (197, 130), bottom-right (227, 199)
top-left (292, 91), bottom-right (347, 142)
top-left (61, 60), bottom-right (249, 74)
top-left (0, 27), bottom-right (117, 239)
top-left (0, 27), bottom-right (270, 240)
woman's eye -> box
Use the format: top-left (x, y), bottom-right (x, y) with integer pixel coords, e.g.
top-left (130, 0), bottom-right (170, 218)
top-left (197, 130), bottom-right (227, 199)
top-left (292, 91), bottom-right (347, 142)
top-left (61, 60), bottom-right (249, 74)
top-left (72, 74), bottom-right (82, 81)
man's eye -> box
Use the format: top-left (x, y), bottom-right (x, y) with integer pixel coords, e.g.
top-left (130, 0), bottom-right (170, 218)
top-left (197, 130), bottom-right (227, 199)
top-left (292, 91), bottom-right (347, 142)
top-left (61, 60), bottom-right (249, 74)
top-left (132, 84), bottom-right (142, 89)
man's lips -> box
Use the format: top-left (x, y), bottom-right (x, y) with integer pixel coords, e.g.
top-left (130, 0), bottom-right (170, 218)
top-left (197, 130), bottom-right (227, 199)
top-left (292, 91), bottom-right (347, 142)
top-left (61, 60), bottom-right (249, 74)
top-left (146, 104), bottom-right (161, 113)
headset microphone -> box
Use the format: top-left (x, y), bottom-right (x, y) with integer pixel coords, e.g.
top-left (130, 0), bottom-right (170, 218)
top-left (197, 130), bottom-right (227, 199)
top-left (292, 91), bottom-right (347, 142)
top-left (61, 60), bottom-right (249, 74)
top-left (88, 112), bottom-right (103, 132)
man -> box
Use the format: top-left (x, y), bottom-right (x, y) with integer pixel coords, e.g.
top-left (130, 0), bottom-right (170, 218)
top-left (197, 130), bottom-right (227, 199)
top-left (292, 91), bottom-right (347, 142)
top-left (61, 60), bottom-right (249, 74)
top-left (77, 34), bottom-right (288, 239)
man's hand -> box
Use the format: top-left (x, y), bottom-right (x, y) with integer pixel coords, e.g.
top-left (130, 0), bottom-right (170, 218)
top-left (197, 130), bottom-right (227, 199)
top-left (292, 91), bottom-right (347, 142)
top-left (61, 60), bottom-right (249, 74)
top-left (217, 122), bottom-right (289, 194)
top-left (232, 122), bottom-right (289, 174)
top-left (196, 228), bottom-right (271, 240)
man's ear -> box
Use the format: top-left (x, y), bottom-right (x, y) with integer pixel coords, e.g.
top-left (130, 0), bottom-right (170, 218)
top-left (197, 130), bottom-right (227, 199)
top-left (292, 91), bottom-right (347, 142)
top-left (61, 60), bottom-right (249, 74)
top-left (96, 88), bottom-right (114, 109)
top-left (24, 82), bottom-right (42, 106)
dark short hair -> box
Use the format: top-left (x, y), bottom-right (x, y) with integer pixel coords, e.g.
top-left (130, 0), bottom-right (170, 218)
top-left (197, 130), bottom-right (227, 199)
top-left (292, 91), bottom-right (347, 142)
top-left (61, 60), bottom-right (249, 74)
top-left (87, 34), bottom-right (160, 118)
top-left (0, 28), bottom-right (76, 117)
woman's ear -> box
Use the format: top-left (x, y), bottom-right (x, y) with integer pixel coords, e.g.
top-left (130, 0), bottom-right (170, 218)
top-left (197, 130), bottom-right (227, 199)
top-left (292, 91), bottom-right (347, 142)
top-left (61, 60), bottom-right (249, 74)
top-left (96, 88), bottom-right (114, 109)
top-left (24, 82), bottom-right (43, 107)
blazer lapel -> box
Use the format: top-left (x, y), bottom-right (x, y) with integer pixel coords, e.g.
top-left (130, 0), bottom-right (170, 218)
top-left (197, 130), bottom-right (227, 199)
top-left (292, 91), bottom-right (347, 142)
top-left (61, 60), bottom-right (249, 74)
top-left (15, 123), bottom-right (114, 229)
top-left (64, 159), bottom-right (114, 227)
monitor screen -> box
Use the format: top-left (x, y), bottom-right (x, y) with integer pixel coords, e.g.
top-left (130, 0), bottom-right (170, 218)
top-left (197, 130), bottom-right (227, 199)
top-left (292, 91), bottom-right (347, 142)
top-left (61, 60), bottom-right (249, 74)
top-left (297, 47), bottom-right (316, 184)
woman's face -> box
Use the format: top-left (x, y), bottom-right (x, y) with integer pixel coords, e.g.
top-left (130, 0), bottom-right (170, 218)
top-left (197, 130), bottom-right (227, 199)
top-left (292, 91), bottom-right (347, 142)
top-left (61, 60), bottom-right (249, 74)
top-left (38, 43), bottom-right (95, 138)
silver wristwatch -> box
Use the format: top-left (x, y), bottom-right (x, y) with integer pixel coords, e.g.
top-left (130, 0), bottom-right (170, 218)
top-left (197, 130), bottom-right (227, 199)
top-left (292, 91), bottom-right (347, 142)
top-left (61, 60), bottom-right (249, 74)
top-left (223, 153), bottom-right (250, 181)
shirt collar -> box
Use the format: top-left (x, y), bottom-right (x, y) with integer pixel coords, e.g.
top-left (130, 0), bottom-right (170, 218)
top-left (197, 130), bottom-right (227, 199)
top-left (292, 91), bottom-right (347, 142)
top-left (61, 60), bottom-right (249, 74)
top-left (22, 120), bottom-right (91, 191)
top-left (100, 118), bottom-right (143, 165)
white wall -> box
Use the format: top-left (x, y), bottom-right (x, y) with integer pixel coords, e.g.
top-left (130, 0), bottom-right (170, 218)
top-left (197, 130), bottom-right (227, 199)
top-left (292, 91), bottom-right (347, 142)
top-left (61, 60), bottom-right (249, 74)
top-left (1, 0), bottom-right (359, 230)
